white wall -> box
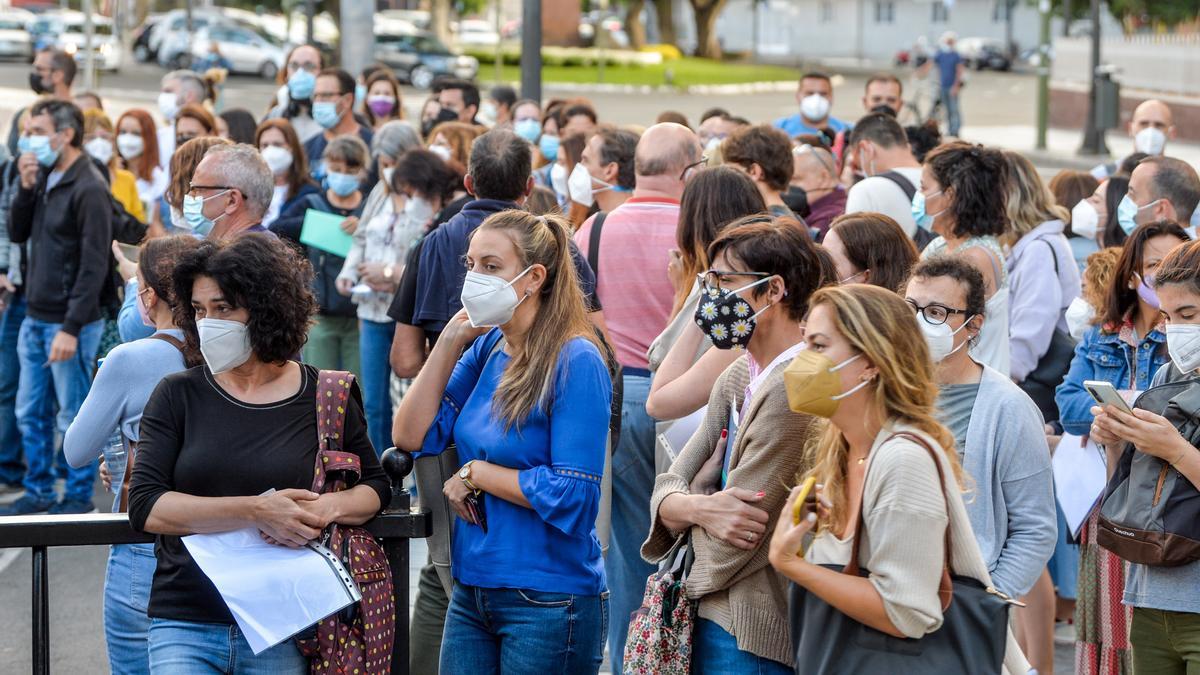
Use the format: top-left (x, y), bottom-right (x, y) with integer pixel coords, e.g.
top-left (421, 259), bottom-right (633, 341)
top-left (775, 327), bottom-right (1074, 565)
top-left (1053, 34), bottom-right (1200, 97)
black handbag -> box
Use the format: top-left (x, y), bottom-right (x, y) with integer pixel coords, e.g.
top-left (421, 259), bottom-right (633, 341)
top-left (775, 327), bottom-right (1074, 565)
top-left (1017, 238), bottom-right (1077, 423)
top-left (789, 432), bottom-right (1020, 674)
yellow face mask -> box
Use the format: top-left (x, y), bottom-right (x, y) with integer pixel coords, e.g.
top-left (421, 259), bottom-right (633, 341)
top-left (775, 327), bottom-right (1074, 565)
top-left (784, 350), bottom-right (870, 418)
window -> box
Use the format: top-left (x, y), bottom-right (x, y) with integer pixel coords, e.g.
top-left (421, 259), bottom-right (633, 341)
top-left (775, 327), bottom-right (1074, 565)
top-left (820, 0), bottom-right (833, 22)
top-left (932, 1), bottom-right (949, 23)
top-left (875, 0), bottom-right (895, 23)
top-left (992, 0), bottom-right (1012, 22)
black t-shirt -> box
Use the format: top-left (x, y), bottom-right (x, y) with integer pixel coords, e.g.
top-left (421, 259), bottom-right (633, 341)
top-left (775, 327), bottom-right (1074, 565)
top-left (387, 238), bottom-right (442, 347)
top-left (128, 363), bottom-right (390, 624)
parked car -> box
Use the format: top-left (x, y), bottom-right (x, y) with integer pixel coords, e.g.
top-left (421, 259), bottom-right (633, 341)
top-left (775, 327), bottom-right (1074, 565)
top-left (150, 9), bottom-right (220, 67)
top-left (379, 9), bottom-right (430, 31)
top-left (28, 12), bottom-right (63, 53)
top-left (187, 25), bottom-right (284, 79)
top-left (0, 10), bottom-right (33, 62)
top-left (374, 27), bottom-right (478, 90)
top-left (450, 19), bottom-right (499, 46)
top-left (957, 37), bottom-right (1012, 71)
top-left (58, 13), bottom-right (121, 72)
top-left (131, 14), bottom-right (162, 62)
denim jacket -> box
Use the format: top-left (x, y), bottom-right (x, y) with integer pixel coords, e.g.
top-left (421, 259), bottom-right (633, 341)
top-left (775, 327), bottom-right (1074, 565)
top-left (1054, 321), bottom-right (1169, 436)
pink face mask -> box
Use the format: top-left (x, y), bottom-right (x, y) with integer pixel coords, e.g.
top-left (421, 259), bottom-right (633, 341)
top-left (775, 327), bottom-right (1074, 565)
top-left (136, 287), bottom-right (155, 328)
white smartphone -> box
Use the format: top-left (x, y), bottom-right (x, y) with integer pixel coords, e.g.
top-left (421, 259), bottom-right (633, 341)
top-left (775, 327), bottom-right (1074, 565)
top-left (1083, 380), bottom-right (1134, 414)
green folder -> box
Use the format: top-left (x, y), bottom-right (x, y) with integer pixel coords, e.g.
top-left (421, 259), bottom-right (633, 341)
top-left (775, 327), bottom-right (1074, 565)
top-left (299, 209), bottom-right (352, 258)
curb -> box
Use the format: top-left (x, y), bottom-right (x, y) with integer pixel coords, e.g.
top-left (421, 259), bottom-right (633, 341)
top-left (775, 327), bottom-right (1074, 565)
top-left (503, 79), bottom-right (798, 96)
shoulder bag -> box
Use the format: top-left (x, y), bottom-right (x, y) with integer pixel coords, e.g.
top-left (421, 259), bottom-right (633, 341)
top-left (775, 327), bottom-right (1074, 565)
top-left (1017, 238), bottom-right (1076, 423)
top-left (623, 535), bottom-right (696, 675)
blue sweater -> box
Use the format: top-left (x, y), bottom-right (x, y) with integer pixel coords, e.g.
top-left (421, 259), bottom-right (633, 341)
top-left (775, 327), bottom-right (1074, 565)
top-left (1055, 322), bottom-right (1170, 437)
top-left (418, 329), bottom-right (611, 595)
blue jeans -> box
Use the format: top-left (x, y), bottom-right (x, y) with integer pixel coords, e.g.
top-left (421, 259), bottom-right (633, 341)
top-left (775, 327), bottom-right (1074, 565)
top-left (358, 318), bottom-right (394, 456)
top-left (148, 618), bottom-right (307, 674)
top-left (16, 317), bottom-right (102, 502)
top-left (104, 543), bottom-right (156, 675)
top-left (0, 291), bottom-right (26, 484)
top-left (606, 373), bottom-right (657, 675)
top-left (691, 618), bottom-right (791, 674)
top-left (440, 584), bottom-right (607, 674)
top-left (940, 87), bottom-right (961, 136)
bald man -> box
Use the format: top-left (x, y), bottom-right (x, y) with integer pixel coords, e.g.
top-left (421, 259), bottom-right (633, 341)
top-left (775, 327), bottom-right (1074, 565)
top-left (1092, 99), bottom-right (1177, 180)
top-left (572, 122), bottom-right (702, 674)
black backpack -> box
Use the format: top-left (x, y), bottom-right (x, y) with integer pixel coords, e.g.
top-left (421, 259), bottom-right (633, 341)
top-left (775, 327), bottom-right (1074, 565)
top-left (877, 171), bottom-right (937, 252)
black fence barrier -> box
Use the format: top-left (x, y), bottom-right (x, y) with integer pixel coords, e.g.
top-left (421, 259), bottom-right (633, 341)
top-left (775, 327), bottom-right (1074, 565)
top-left (0, 447), bottom-right (429, 675)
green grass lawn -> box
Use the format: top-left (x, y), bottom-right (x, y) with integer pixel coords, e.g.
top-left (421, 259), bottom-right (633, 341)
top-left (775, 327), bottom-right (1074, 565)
top-left (478, 57), bottom-right (800, 87)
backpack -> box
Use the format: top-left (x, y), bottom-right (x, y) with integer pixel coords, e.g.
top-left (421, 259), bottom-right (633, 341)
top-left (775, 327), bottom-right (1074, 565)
top-left (1099, 363), bottom-right (1200, 566)
top-left (296, 371), bottom-right (396, 675)
top-left (877, 170), bottom-right (936, 252)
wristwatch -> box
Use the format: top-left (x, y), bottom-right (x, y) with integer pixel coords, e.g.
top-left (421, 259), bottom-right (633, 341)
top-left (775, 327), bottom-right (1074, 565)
top-left (459, 460), bottom-right (480, 492)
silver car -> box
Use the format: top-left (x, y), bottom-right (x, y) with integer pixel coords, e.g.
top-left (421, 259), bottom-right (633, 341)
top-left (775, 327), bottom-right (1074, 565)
top-left (0, 11), bottom-right (32, 61)
top-left (189, 25), bottom-right (285, 79)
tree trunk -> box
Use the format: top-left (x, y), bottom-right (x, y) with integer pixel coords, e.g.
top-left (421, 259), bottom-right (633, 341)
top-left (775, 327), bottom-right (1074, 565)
top-left (431, 0), bottom-right (452, 45)
top-left (690, 0), bottom-right (726, 59)
top-left (653, 0), bottom-right (676, 46)
top-left (625, 0), bottom-right (647, 50)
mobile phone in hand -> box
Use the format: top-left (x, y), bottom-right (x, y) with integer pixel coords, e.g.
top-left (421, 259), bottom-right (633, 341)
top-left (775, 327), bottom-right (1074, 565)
top-left (1084, 380), bottom-right (1134, 415)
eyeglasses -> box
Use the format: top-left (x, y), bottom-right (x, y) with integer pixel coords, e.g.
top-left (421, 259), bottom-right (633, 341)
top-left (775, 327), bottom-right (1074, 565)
top-left (286, 61), bottom-right (319, 74)
top-left (700, 269), bottom-right (770, 293)
top-left (793, 143), bottom-right (837, 177)
top-left (905, 299), bottom-right (968, 326)
top-left (187, 183), bottom-right (234, 198)
top-left (679, 156), bottom-right (708, 181)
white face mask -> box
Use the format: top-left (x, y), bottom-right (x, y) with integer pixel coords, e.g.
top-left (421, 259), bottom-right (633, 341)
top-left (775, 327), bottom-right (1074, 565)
top-left (1065, 296), bottom-right (1095, 340)
top-left (1167, 323), bottom-right (1200, 374)
top-left (917, 311), bottom-right (971, 363)
top-left (117, 133), bottom-right (144, 160)
top-left (196, 318), bottom-right (253, 374)
top-left (460, 266), bottom-right (532, 327)
top-left (382, 166), bottom-right (395, 187)
top-left (404, 195), bottom-right (435, 225)
top-left (1071, 199), bottom-right (1101, 241)
top-left (550, 163), bottom-right (569, 201)
top-left (1134, 127), bottom-right (1166, 156)
top-left (158, 91), bottom-right (180, 122)
top-left (799, 93), bottom-right (831, 122)
top-left (260, 145), bottom-right (293, 175)
top-left (567, 162), bottom-right (615, 207)
top-left (84, 137), bottom-right (113, 164)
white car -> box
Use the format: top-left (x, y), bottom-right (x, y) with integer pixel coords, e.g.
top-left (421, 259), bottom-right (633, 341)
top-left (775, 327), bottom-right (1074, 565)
top-left (189, 25), bottom-right (285, 79)
top-left (451, 19), bottom-right (500, 46)
top-left (58, 14), bottom-right (121, 72)
top-left (0, 10), bottom-right (32, 61)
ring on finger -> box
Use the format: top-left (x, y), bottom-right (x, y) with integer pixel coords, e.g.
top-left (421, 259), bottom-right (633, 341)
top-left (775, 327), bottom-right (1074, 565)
top-left (744, 532), bottom-right (755, 542)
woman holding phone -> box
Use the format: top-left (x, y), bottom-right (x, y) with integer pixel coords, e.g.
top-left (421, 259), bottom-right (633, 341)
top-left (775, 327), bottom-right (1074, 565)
top-left (1089, 238), bottom-right (1200, 674)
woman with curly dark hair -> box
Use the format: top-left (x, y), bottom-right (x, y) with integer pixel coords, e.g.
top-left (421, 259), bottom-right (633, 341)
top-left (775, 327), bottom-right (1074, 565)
top-left (127, 234), bottom-right (391, 672)
top-left (917, 141), bottom-right (1012, 373)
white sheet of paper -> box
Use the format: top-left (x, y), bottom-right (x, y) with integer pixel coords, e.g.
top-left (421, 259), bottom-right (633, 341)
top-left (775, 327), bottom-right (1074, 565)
top-left (1053, 433), bottom-right (1109, 539)
top-left (183, 527), bottom-right (359, 654)
top-left (660, 405), bottom-right (708, 462)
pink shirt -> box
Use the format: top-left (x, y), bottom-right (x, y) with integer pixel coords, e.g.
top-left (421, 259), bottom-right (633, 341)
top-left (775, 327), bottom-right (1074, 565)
top-left (574, 197), bottom-right (680, 370)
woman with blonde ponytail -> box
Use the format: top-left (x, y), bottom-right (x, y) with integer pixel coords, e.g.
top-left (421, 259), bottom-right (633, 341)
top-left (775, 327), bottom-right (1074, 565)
top-left (767, 284), bottom-right (1030, 674)
top-left (393, 210), bottom-right (611, 674)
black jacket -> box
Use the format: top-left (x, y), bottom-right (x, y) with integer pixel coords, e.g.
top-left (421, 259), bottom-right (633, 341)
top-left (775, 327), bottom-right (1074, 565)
top-left (270, 190), bottom-right (362, 318)
top-left (9, 152), bottom-right (113, 336)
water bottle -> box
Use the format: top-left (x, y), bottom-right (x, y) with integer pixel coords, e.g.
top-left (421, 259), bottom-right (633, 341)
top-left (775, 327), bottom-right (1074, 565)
top-left (103, 430), bottom-right (127, 496)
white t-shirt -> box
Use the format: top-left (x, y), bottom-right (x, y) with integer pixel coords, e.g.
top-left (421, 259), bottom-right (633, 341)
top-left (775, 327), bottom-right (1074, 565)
top-left (844, 166), bottom-right (923, 238)
top-left (157, 126), bottom-right (174, 172)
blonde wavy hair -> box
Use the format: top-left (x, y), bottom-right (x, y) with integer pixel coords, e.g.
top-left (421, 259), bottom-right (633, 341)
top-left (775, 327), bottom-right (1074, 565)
top-left (1002, 149), bottom-right (1069, 248)
top-left (1081, 246), bottom-right (1123, 313)
top-left (802, 284), bottom-right (965, 534)
top-left (471, 210), bottom-right (603, 428)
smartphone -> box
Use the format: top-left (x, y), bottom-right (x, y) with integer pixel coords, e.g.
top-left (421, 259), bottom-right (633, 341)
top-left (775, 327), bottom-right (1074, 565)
top-left (1083, 380), bottom-right (1134, 415)
top-left (117, 242), bottom-right (141, 264)
top-left (792, 476), bottom-right (818, 525)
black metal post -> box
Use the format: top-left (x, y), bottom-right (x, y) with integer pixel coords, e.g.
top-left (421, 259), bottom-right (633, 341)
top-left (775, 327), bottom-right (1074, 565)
top-left (32, 546), bottom-right (48, 675)
top-left (305, 0), bottom-right (315, 45)
top-left (520, 0), bottom-right (542, 102)
top-left (381, 448), bottom-right (415, 675)
top-left (1079, 0), bottom-right (1109, 155)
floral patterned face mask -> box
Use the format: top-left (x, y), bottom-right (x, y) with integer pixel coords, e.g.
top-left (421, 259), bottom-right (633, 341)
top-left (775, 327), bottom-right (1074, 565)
top-left (693, 275), bottom-right (776, 350)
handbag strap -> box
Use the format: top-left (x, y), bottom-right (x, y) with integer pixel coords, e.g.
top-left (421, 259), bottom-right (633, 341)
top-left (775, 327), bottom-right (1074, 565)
top-left (844, 431), bottom-right (954, 611)
top-left (312, 369), bottom-right (362, 494)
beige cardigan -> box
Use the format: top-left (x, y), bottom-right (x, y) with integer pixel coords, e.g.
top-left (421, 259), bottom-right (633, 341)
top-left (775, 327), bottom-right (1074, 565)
top-left (642, 354), bottom-right (821, 667)
top-left (807, 422), bottom-right (1030, 675)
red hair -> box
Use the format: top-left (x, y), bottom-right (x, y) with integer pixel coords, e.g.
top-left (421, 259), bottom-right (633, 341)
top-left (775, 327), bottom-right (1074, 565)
top-left (115, 108), bottom-right (160, 182)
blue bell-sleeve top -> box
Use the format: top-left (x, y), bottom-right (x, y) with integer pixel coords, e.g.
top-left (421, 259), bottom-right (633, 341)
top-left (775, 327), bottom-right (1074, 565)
top-left (418, 328), bottom-right (611, 595)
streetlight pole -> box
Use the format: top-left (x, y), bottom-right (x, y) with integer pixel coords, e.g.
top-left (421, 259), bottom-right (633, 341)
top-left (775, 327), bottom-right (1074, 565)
top-left (1078, 0), bottom-right (1108, 155)
top-left (520, 0), bottom-right (541, 102)
top-left (1035, 0), bottom-right (1050, 150)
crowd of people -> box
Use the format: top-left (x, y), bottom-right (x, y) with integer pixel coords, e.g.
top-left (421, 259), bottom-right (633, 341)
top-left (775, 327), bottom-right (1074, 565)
top-left (0, 40), bottom-right (1199, 675)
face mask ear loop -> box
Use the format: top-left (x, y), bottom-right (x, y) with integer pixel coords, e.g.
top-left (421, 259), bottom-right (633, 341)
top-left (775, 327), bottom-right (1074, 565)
top-left (831, 376), bottom-right (872, 401)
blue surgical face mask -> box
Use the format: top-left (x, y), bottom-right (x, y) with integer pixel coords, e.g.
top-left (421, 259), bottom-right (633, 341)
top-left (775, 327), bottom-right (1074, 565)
top-left (287, 69), bottom-right (316, 100)
top-left (514, 118), bottom-right (541, 143)
top-left (539, 134), bottom-right (559, 163)
top-left (911, 189), bottom-right (944, 231)
top-left (18, 134), bottom-right (59, 167)
top-left (354, 83), bottom-right (367, 107)
top-left (312, 101), bottom-right (342, 130)
top-left (181, 190), bottom-right (229, 238)
top-left (1117, 194), bottom-right (1158, 236)
top-left (326, 171), bottom-right (359, 197)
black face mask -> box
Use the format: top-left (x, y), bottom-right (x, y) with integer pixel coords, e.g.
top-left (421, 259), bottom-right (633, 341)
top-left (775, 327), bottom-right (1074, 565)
top-left (29, 72), bottom-right (48, 95)
top-left (422, 106), bottom-right (460, 137)
top-left (782, 185), bottom-right (810, 219)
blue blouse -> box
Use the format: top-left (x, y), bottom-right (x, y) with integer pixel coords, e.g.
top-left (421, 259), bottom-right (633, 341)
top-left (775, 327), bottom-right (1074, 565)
top-left (418, 329), bottom-right (611, 595)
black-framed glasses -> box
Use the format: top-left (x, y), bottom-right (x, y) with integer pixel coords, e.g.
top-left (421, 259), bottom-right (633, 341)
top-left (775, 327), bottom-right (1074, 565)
top-left (906, 299), bottom-right (968, 326)
top-left (286, 61), bottom-right (319, 73)
top-left (187, 184), bottom-right (233, 198)
top-left (679, 156), bottom-right (708, 181)
top-left (700, 269), bottom-right (770, 293)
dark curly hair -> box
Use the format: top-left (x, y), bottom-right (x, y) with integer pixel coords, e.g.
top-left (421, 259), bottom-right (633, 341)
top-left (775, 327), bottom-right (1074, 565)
top-left (909, 254), bottom-right (987, 319)
top-left (924, 141), bottom-right (1009, 240)
top-left (171, 234), bottom-right (316, 365)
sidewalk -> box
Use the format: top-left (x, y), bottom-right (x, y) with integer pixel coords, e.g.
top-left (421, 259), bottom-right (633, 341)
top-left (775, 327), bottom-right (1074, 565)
top-left (961, 124), bottom-right (1200, 173)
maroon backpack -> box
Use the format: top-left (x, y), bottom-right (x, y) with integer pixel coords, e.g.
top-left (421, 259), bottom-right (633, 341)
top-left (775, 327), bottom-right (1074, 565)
top-left (296, 371), bottom-right (396, 675)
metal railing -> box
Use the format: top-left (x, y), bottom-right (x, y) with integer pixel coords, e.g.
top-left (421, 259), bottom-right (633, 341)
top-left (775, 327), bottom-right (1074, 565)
top-left (0, 448), bottom-right (429, 675)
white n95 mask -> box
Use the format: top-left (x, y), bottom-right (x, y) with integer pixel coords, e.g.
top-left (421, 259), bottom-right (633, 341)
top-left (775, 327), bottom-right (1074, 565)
top-left (197, 318), bottom-right (253, 373)
top-left (460, 267), bottom-right (532, 327)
